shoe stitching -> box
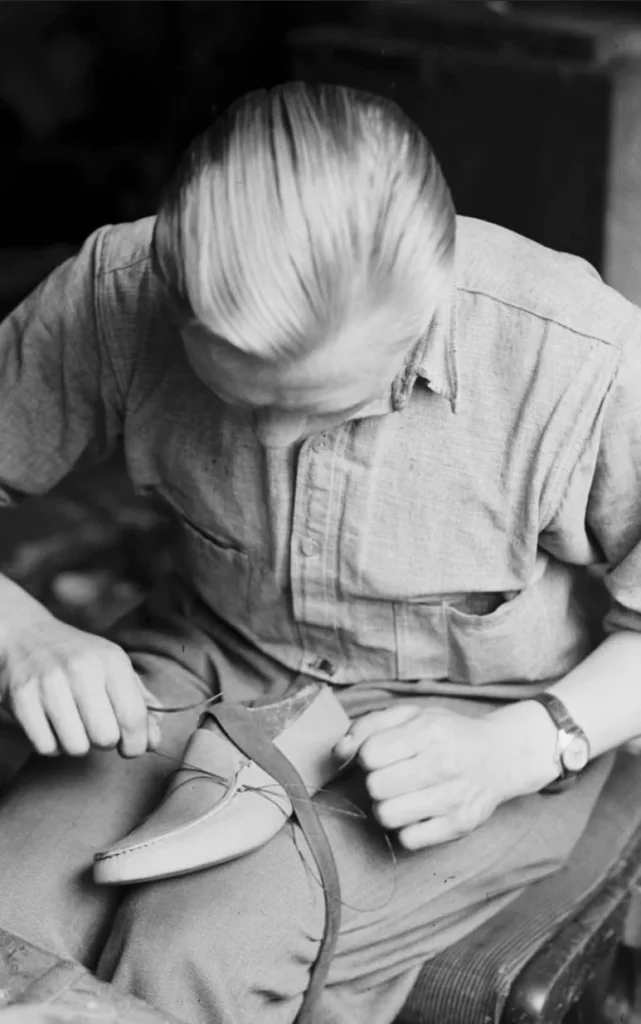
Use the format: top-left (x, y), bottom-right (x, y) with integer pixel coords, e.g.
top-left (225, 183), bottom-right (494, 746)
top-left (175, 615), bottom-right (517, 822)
top-left (95, 770), bottom-right (291, 861)
top-left (97, 689), bottom-right (340, 865)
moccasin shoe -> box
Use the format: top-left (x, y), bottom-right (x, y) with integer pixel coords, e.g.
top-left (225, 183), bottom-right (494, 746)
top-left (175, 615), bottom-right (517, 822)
top-left (93, 681), bottom-right (350, 885)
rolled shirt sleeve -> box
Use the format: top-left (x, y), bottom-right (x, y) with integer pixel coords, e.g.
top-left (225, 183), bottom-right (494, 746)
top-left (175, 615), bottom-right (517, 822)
top-left (586, 328), bottom-right (641, 634)
top-left (535, 299), bottom-right (641, 637)
top-left (0, 227), bottom-right (124, 506)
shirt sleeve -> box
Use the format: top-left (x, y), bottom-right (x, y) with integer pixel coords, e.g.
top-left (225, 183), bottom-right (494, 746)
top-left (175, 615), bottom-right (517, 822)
top-left (584, 327), bottom-right (641, 634)
top-left (0, 226), bottom-right (124, 506)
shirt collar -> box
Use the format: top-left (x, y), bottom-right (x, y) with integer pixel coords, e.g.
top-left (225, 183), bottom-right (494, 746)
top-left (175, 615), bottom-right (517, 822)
top-left (391, 285), bottom-right (459, 414)
top-left (345, 286), bottom-right (459, 425)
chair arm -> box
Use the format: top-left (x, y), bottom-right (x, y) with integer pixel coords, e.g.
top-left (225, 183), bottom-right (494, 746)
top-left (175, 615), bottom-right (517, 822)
top-left (502, 835), bottom-right (641, 1024)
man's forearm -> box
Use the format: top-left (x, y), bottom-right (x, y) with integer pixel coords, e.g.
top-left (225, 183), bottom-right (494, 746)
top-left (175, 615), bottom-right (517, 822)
top-left (0, 573), bottom-right (54, 644)
top-left (489, 630), bottom-right (641, 801)
top-left (550, 630), bottom-right (641, 756)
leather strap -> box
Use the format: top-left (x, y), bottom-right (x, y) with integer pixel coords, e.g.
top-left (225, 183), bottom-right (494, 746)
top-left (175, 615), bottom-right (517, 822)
top-left (207, 702), bottom-right (342, 1024)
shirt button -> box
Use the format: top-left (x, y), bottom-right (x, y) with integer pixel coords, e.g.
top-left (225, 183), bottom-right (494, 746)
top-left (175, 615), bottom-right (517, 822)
top-left (312, 434), bottom-right (330, 453)
top-left (300, 536), bottom-right (321, 557)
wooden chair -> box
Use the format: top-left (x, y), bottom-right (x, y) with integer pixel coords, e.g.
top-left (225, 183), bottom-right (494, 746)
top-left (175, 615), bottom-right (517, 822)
top-left (401, 749), bottom-right (641, 1024)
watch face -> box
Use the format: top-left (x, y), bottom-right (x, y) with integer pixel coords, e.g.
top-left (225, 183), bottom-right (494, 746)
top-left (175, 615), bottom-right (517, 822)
top-left (563, 735), bottom-right (590, 773)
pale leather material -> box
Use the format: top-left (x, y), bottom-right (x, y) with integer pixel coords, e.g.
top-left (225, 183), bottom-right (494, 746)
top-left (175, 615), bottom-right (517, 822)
top-left (93, 684), bottom-right (350, 885)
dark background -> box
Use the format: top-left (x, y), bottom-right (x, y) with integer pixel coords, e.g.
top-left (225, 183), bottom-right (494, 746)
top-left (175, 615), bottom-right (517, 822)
top-left (3, 0), bottom-right (641, 280)
top-left (0, 0), bottom-right (639, 635)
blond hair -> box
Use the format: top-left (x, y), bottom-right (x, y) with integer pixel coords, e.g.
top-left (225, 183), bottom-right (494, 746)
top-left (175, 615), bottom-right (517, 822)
top-left (152, 81), bottom-right (455, 360)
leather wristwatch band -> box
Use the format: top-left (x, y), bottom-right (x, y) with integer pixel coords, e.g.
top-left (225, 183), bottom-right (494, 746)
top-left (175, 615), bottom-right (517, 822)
top-left (532, 691), bottom-right (578, 742)
top-left (529, 691), bottom-right (590, 790)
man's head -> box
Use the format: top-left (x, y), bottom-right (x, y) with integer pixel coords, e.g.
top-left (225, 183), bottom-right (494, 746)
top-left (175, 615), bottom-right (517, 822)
top-left (152, 82), bottom-right (455, 445)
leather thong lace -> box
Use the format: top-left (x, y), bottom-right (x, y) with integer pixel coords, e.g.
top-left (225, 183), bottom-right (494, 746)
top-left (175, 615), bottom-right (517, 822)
top-left (151, 689), bottom-right (342, 1021)
top-left (204, 700), bottom-right (342, 1024)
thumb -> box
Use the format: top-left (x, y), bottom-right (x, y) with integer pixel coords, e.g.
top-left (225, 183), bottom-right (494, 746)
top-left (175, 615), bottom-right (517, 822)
top-left (136, 678), bottom-right (164, 751)
top-left (138, 679), bottom-right (164, 714)
top-left (334, 703), bottom-right (420, 760)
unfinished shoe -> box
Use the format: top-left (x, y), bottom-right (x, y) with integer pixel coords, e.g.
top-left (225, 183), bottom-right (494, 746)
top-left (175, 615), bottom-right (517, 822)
top-left (93, 681), bottom-right (350, 885)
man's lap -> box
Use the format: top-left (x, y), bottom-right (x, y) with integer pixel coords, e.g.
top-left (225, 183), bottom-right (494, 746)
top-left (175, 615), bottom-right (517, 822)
top-left (0, 617), bottom-right (615, 1020)
top-left (93, 739), bottom-right (612, 1023)
top-left (0, 646), bottom-right (207, 966)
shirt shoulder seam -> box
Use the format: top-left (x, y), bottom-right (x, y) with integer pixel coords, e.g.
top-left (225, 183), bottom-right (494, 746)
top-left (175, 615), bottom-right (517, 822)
top-left (93, 228), bottom-right (134, 408)
top-left (456, 284), bottom-right (621, 350)
top-left (96, 254), bottom-right (150, 279)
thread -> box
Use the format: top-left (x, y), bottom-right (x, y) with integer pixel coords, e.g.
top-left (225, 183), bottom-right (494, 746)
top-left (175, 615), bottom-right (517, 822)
top-left (150, 746), bottom-right (399, 916)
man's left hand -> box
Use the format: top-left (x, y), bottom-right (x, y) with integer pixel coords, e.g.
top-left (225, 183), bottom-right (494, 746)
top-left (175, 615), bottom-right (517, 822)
top-left (333, 703), bottom-right (546, 850)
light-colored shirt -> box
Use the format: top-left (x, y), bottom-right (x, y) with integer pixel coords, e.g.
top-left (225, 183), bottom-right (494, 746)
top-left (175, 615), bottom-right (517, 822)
top-left (2, 215), bottom-right (641, 710)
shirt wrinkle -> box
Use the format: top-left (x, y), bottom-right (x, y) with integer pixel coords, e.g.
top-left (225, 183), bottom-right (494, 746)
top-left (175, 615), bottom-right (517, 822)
top-left (95, 224), bottom-right (152, 414)
top-left (399, 290), bottom-right (459, 412)
top-left (540, 360), bottom-right (618, 531)
top-left (2, 214), bottom-right (641, 697)
top-left (96, 256), bottom-right (151, 279)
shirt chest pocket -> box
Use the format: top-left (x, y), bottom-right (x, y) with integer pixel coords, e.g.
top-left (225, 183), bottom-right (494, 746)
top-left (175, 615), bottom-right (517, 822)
top-left (143, 479), bottom-right (252, 629)
top-left (173, 516), bottom-right (251, 628)
top-left (437, 560), bottom-right (594, 685)
top-left (444, 586), bottom-right (550, 684)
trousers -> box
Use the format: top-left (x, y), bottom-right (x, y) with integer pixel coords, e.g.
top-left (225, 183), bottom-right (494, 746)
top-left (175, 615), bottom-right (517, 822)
top-left (0, 611), bottom-right (613, 1024)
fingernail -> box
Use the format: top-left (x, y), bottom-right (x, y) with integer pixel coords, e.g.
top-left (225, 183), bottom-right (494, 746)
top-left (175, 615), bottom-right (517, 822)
top-left (149, 719), bottom-right (162, 748)
top-left (334, 736), bottom-right (355, 758)
top-left (336, 752), bottom-right (359, 775)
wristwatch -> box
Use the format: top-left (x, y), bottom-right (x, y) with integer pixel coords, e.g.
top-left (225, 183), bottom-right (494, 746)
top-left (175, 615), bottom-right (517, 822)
top-left (529, 692), bottom-right (591, 793)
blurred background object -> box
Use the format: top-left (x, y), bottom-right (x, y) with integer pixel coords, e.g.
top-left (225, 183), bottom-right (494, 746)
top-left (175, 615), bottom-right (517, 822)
top-left (3, 0), bottom-right (641, 635)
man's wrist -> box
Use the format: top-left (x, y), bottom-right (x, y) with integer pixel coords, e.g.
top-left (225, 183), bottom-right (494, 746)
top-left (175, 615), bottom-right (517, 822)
top-left (487, 700), bottom-right (561, 802)
top-left (0, 575), bottom-right (54, 648)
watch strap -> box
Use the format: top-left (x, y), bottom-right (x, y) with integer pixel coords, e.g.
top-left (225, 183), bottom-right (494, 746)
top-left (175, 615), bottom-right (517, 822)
top-left (529, 691), bottom-right (589, 788)
top-left (531, 691), bottom-right (579, 740)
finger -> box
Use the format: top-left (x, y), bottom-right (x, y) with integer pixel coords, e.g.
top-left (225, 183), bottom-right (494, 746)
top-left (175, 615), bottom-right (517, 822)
top-left (10, 688), bottom-right (59, 756)
top-left (139, 680), bottom-right (164, 722)
top-left (41, 674), bottom-right (90, 756)
top-left (147, 714), bottom-right (162, 751)
top-left (398, 815), bottom-right (467, 851)
top-left (138, 680), bottom-right (163, 751)
top-left (366, 756), bottom-right (425, 801)
top-left (334, 704), bottom-right (421, 759)
top-left (105, 667), bottom-right (152, 758)
top-left (0, 1008), bottom-right (95, 1024)
top-left (358, 717), bottom-right (426, 771)
top-left (373, 781), bottom-right (462, 831)
top-left (69, 674), bottom-right (121, 750)
top-left (365, 737), bottom-right (455, 797)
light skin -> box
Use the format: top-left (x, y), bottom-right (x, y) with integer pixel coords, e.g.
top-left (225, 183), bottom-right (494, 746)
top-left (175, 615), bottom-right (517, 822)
top-left (0, 308), bottom-right (412, 758)
top-left (0, 1004), bottom-right (100, 1023)
top-left (2, 306), bottom-right (641, 853)
top-left (0, 575), bottom-right (162, 758)
top-left (333, 633), bottom-right (641, 851)
top-left (180, 314), bottom-right (414, 446)
top-left (184, 317), bottom-right (641, 851)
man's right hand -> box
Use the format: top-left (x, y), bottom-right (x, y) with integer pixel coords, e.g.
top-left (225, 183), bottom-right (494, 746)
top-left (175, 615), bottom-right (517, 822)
top-left (0, 610), bottom-right (162, 758)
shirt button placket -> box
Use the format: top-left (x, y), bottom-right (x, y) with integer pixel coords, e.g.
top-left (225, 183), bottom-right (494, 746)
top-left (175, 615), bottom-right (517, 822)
top-left (301, 440), bottom-right (327, 561)
top-left (290, 431), bottom-right (338, 661)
